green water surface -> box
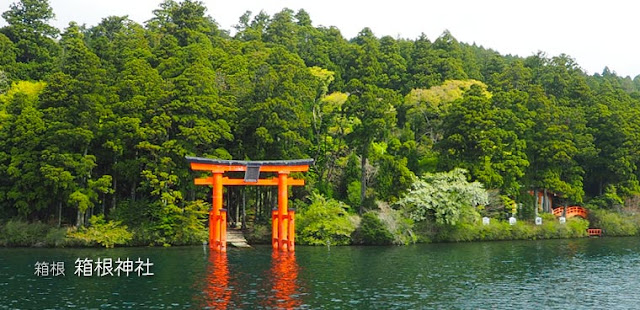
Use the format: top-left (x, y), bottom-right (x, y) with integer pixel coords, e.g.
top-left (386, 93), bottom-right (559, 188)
top-left (2, 237), bottom-right (640, 309)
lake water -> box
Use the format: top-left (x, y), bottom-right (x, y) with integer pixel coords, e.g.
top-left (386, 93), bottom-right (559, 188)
top-left (2, 237), bottom-right (640, 309)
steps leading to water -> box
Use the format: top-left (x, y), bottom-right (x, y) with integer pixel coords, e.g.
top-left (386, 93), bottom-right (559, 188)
top-left (227, 229), bottom-right (251, 248)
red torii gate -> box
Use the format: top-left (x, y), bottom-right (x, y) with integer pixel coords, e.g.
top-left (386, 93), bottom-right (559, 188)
top-left (186, 156), bottom-right (312, 252)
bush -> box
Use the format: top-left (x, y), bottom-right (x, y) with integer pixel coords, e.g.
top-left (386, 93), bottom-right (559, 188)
top-left (296, 193), bottom-right (356, 246)
top-left (378, 203), bottom-right (417, 245)
top-left (1, 220), bottom-right (49, 246)
top-left (396, 168), bottom-right (488, 225)
top-left (565, 217), bottom-right (589, 237)
top-left (353, 212), bottom-right (394, 245)
top-left (443, 222), bottom-right (480, 242)
top-left (128, 223), bottom-right (164, 246)
top-left (531, 216), bottom-right (586, 239)
top-left (68, 215), bottom-right (133, 248)
top-left (44, 227), bottom-right (80, 247)
top-left (167, 200), bottom-right (208, 245)
top-left (415, 214), bottom-right (590, 242)
top-left (476, 220), bottom-right (511, 241)
top-left (245, 223), bottom-right (271, 244)
top-left (511, 221), bottom-right (535, 240)
top-left (591, 209), bottom-right (639, 236)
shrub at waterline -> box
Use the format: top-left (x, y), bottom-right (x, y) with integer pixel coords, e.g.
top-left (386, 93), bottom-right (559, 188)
top-left (0, 219), bottom-right (49, 246)
top-left (352, 211), bottom-right (395, 245)
top-left (418, 215), bottom-right (589, 242)
top-left (396, 168), bottom-right (488, 226)
top-left (0, 219), bottom-right (78, 247)
top-left (296, 193), bottom-right (357, 246)
top-left (68, 215), bottom-right (133, 248)
top-left (590, 209), bottom-right (640, 236)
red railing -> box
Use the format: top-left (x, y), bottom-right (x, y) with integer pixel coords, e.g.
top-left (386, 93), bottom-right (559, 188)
top-left (552, 207), bottom-right (563, 216)
top-left (552, 206), bottom-right (588, 219)
top-left (587, 228), bottom-right (602, 236)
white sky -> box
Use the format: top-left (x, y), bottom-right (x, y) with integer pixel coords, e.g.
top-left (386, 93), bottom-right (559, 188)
top-left (1, 0), bottom-right (639, 78)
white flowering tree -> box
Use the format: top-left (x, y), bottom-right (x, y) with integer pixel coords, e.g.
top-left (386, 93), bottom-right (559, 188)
top-left (396, 168), bottom-right (488, 225)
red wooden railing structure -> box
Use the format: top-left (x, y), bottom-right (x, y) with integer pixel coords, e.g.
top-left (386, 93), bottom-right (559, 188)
top-left (587, 228), bottom-right (602, 236)
top-left (552, 206), bottom-right (588, 219)
top-left (187, 156), bottom-right (312, 252)
top-left (552, 206), bottom-right (604, 236)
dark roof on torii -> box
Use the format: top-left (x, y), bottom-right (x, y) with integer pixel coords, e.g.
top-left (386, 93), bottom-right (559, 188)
top-left (185, 156), bottom-right (314, 167)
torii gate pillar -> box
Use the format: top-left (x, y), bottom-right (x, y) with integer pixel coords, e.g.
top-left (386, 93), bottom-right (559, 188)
top-left (187, 157), bottom-right (312, 252)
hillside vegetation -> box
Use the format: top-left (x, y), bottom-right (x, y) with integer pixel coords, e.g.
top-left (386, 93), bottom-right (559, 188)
top-left (2, 0), bottom-right (640, 246)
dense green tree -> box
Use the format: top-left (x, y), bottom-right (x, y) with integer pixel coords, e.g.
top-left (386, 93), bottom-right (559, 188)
top-left (1, 0), bottom-right (59, 80)
top-left (147, 0), bottom-right (220, 46)
top-left (431, 31), bottom-right (468, 81)
top-left (344, 81), bottom-right (398, 212)
top-left (264, 8), bottom-right (297, 52)
top-left (0, 34), bottom-right (17, 79)
top-left (0, 83), bottom-right (49, 217)
top-left (38, 23), bottom-right (110, 226)
top-left (86, 17), bottom-right (153, 78)
top-left (407, 33), bottom-right (441, 89)
top-left (437, 85), bottom-right (529, 196)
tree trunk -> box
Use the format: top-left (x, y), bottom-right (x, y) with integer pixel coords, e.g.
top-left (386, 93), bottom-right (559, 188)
top-left (57, 202), bottom-right (62, 228)
top-left (242, 188), bottom-right (246, 230)
top-left (256, 187), bottom-right (261, 223)
top-left (112, 175), bottom-right (117, 212)
top-left (76, 209), bottom-right (84, 227)
top-left (130, 181), bottom-right (136, 202)
top-left (534, 189), bottom-right (538, 217)
top-left (236, 188), bottom-right (240, 228)
top-left (360, 152), bottom-right (367, 215)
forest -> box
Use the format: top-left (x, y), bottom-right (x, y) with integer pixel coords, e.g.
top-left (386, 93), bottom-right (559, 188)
top-left (2, 0), bottom-right (640, 247)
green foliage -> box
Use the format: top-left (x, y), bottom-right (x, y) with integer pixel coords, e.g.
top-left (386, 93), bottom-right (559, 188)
top-left (245, 223), bottom-right (272, 244)
top-left (437, 87), bottom-right (529, 195)
top-left (296, 193), bottom-right (356, 246)
top-left (419, 215), bottom-right (588, 242)
top-left (397, 168), bottom-right (488, 225)
top-left (167, 200), bottom-right (208, 245)
top-left (585, 185), bottom-right (625, 210)
top-left (68, 190), bottom-right (91, 212)
top-left (354, 203), bottom-right (417, 245)
top-left (44, 227), bottom-right (74, 247)
top-left (353, 211), bottom-right (394, 245)
top-left (346, 180), bottom-right (362, 207)
top-left (590, 209), bottom-right (640, 236)
top-left (1, 0), bottom-right (60, 80)
top-left (3, 1), bottom-right (640, 248)
top-left (68, 215), bottom-right (133, 248)
top-left (344, 82), bottom-right (399, 212)
top-left (0, 219), bottom-right (48, 246)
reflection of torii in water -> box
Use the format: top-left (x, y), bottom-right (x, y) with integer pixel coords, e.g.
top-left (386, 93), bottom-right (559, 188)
top-left (200, 251), bottom-right (302, 308)
top-left (187, 156), bottom-right (313, 252)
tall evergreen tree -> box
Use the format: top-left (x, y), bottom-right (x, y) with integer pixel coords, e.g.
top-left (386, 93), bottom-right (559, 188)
top-left (1, 0), bottom-right (59, 80)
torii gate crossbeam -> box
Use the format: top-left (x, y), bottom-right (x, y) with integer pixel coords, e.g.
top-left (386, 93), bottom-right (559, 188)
top-left (186, 156), bottom-right (312, 252)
